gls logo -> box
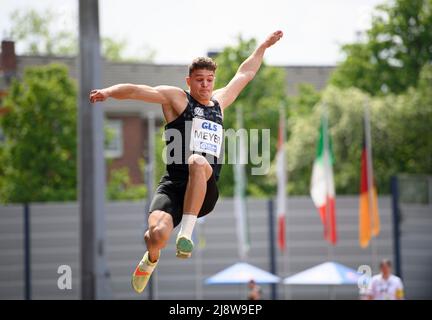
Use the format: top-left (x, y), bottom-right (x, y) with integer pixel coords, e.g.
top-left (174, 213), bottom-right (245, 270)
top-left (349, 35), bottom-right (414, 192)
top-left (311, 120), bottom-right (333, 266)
top-left (57, 265), bottom-right (72, 290)
top-left (201, 121), bottom-right (217, 131)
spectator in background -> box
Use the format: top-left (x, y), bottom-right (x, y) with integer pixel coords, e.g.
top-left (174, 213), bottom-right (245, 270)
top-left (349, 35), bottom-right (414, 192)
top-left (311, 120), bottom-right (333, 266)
top-left (247, 279), bottom-right (262, 300)
top-left (368, 259), bottom-right (405, 300)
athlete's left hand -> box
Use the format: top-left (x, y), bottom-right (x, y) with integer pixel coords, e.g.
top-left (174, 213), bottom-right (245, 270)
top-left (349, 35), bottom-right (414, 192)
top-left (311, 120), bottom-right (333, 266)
top-left (263, 30), bottom-right (283, 48)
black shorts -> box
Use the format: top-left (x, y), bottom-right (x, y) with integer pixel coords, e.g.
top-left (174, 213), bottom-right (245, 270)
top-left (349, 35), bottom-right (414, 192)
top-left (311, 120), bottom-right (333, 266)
top-left (148, 173), bottom-right (219, 228)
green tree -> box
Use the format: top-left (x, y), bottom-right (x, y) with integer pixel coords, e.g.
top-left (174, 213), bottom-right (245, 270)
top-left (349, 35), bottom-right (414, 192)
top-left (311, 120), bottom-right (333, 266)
top-left (9, 9), bottom-right (76, 56)
top-left (288, 83), bottom-right (321, 117)
top-left (0, 62), bottom-right (149, 203)
top-left (286, 65), bottom-right (432, 195)
top-left (372, 64), bottom-right (432, 181)
top-left (330, 0), bottom-right (432, 95)
top-left (106, 159), bottom-right (147, 201)
top-left (0, 64), bottom-right (77, 202)
top-left (102, 37), bottom-right (128, 62)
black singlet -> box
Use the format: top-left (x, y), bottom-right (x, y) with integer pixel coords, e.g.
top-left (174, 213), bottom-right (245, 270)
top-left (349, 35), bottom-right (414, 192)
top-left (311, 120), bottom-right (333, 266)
top-left (162, 91), bottom-right (224, 182)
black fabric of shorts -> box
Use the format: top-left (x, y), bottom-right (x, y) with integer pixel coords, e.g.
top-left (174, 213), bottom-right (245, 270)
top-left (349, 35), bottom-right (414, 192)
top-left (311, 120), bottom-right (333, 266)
top-left (148, 173), bottom-right (219, 228)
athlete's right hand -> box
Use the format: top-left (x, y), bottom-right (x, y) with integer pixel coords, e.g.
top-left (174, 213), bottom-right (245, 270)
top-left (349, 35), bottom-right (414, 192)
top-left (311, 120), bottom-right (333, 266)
top-left (263, 30), bottom-right (283, 48)
top-left (89, 89), bottom-right (109, 103)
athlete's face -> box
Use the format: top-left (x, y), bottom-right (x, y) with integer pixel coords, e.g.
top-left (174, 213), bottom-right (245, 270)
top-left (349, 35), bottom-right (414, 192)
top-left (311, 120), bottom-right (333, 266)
top-left (186, 69), bottom-right (215, 103)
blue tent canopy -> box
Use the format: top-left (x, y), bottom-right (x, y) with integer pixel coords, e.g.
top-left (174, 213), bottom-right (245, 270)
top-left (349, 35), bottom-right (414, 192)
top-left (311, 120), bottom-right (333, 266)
top-left (283, 261), bottom-right (360, 285)
top-left (205, 262), bottom-right (280, 285)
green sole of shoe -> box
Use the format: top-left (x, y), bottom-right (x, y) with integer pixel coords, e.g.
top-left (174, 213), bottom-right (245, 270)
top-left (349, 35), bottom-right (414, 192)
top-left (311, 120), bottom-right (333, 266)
top-left (176, 237), bottom-right (194, 259)
top-left (176, 237), bottom-right (194, 251)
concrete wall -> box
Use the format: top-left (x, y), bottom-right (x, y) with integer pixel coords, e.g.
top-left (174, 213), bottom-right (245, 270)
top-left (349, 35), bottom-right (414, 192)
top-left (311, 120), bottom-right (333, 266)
top-left (0, 196), bottom-right (401, 300)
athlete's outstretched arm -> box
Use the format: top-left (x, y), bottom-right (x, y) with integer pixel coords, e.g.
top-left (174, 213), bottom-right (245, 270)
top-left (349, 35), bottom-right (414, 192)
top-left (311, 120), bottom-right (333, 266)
top-left (213, 30), bottom-right (283, 110)
top-left (89, 84), bottom-right (183, 105)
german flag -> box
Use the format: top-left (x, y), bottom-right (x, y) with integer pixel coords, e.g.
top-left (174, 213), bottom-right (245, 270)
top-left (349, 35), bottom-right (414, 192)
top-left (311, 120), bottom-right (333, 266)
top-left (359, 112), bottom-right (380, 248)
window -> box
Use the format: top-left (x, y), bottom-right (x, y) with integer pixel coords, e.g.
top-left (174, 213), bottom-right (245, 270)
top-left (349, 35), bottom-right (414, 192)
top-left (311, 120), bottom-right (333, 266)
top-left (104, 119), bottom-right (123, 159)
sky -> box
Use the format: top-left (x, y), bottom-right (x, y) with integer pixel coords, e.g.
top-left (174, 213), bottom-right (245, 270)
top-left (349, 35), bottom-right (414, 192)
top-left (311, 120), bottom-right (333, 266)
top-left (0, 0), bottom-right (387, 66)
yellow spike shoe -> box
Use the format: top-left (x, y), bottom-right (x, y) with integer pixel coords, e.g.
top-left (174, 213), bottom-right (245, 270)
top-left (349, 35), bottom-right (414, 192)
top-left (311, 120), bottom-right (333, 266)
top-left (131, 251), bottom-right (159, 293)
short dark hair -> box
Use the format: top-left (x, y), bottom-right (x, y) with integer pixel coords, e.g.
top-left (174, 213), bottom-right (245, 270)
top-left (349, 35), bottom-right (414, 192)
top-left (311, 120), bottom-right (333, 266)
top-left (380, 259), bottom-right (392, 268)
top-left (188, 57), bottom-right (217, 76)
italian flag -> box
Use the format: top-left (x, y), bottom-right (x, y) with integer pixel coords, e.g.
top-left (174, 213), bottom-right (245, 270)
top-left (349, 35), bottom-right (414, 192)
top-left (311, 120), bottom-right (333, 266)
top-left (359, 107), bottom-right (380, 248)
top-left (276, 106), bottom-right (286, 251)
top-left (310, 115), bottom-right (337, 245)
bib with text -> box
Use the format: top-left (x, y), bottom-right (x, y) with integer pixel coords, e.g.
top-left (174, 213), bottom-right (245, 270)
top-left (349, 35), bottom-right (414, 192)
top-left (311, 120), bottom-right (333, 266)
top-left (189, 117), bottom-right (223, 158)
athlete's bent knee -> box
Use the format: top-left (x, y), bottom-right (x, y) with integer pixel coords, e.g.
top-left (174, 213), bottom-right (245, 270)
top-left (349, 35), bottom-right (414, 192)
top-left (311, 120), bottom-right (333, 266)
top-left (188, 154), bottom-right (212, 178)
top-left (149, 225), bottom-right (169, 248)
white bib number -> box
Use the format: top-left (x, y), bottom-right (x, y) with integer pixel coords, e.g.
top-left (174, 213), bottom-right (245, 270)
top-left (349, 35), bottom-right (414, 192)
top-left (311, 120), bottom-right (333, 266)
top-left (190, 118), bottom-right (223, 158)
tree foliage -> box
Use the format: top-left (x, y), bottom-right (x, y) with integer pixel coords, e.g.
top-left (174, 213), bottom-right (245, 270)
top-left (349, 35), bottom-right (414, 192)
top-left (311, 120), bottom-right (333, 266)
top-left (106, 160), bottom-right (147, 201)
top-left (330, 0), bottom-right (432, 95)
top-left (0, 63), bottom-right (149, 203)
top-left (287, 64), bottom-right (432, 195)
top-left (9, 9), bottom-right (76, 56)
top-left (0, 64), bottom-right (77, 202)
top-left (7, 8), bottom-right (155, 62)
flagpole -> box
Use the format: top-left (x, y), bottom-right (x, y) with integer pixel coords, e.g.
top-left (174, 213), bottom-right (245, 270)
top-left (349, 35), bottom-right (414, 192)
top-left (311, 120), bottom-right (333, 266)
top-left (276, 104), bottom-right (290, 300)
top-left (234, 103), bottom-right (249, 261)
top-left (195, 223), bottom-right (203, 300)
top-left (282, 238), bottom-right (291, 299)
top-left (281, 105), bottom-right (291, 300)
top-left (280, 104), bottom-right (286, 300)
top-left (323, 103), bottom-right (336, 300)
top-left (364, 99), bottom-right (379, 271)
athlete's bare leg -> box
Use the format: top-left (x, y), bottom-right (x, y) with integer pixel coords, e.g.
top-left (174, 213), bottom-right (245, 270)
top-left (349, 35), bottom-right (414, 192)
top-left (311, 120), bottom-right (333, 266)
top-left (131, 210), bottom-right (173, 293)
top-left (183, 154), bottom-right (213, 214)
top-left (176, 154), bottom-right (212, 258)
top-left (145, 210), bottom-right (174, 262)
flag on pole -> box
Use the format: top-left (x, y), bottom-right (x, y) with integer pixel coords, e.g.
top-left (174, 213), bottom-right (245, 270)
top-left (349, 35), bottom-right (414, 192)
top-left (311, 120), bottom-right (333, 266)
top-left (234, 104), bottom-right (249, 259)
top-left (276, 106), bottom-right (287, 251)
top-left (310, 112), bottom-right (337, 245)
top-left (359, 103), bottom-right (380, 248)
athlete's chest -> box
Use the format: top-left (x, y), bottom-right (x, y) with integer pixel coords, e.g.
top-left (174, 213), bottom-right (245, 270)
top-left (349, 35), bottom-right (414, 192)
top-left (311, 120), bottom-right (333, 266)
top-left (187, 101), bottom-right (224, 158)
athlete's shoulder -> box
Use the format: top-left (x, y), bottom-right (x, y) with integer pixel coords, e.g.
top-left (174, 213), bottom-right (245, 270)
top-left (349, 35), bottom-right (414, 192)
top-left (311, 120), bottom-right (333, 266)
top-left (156, 85), bottom-right (186, 96)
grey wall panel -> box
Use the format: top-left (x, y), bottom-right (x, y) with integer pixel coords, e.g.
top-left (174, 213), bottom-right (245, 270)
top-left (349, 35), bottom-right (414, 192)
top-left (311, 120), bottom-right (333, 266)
top-left (2, 196), bottom-right (427, 299)
top-left (399, 203), bottom-right (432, 299)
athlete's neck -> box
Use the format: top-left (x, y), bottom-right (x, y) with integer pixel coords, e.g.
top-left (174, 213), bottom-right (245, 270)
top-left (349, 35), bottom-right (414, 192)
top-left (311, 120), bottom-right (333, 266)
top-left (197, 98), bottom-right (211, 106)
top-left (189, 92), bottom-right (212, 106)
